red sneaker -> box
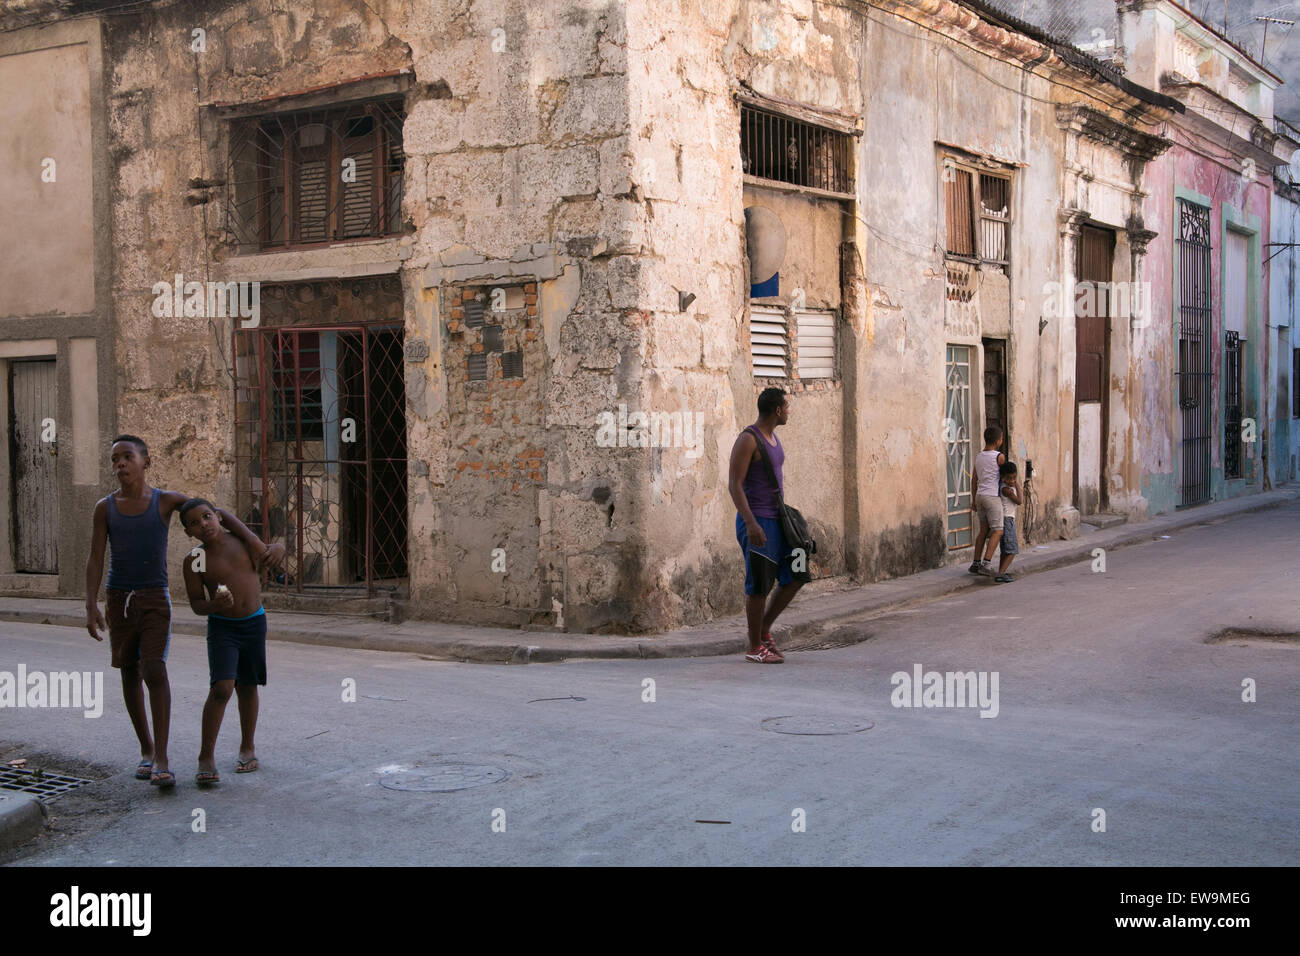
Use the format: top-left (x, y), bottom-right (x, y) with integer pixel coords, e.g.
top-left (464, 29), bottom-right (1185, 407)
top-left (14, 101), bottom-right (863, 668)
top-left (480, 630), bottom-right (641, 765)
top-left (761, 632), bottom-right (785, 661)
top-left (745, 645), bottom-right (784, 664)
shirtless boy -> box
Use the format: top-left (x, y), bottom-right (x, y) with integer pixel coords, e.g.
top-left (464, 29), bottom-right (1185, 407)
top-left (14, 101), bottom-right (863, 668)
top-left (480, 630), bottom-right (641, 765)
top-left (180, 498), bottom-right (271, 786)
top-left (85, 435), bottom-right (281, 788)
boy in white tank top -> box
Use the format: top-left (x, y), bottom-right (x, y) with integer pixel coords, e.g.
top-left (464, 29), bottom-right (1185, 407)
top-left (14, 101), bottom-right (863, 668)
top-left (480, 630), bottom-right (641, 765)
top-left (969, 426), bottom-right (1006, 576)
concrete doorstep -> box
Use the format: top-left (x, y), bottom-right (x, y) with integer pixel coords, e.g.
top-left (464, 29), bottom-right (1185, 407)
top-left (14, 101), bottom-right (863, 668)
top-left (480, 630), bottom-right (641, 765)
top-left (1, 487), bottom-right (1296, 663)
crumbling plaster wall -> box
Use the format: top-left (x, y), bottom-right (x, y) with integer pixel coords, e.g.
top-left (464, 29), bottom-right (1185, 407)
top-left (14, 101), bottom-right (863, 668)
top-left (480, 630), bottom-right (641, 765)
top-left (99, 0), bottom-right (652, 628)
top-left (402, 0), bottom-right (644, 630)
top-left (856, 2), bottom-right (1076, 559)
top-left (611, 0), bottom-right (861, 631)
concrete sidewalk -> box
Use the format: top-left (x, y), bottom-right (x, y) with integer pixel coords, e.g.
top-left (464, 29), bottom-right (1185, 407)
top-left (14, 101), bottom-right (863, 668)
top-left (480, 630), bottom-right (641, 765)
top-left (3, 487), bottom-right (1296, 663)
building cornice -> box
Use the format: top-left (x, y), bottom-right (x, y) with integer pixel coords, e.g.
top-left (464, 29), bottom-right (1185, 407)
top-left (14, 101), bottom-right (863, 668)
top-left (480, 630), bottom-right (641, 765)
top-left (1055, 103), bottom-right (1172, 163)
top-left (871, 0), bottom-right (1180, 123)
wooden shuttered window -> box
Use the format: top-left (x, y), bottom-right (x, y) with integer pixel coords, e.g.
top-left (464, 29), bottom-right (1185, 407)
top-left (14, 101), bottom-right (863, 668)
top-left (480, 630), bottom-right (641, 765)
top-left (943, 160), bottom-right (1010, 271)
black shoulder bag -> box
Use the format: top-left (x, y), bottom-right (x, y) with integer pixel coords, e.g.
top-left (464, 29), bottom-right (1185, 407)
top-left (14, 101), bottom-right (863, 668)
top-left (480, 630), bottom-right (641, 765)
top-left (746, 426), bottom-right (817, 559)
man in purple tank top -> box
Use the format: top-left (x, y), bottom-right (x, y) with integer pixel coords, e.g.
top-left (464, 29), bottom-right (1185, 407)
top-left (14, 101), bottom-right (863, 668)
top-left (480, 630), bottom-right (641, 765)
top-left (728, 387), bottom-right (808, 663)
top-left (84, 435), bottom-right (283, 787)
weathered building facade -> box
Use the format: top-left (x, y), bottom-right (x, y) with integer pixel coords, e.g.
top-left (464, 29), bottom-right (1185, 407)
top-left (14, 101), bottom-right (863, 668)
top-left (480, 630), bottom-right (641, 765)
top-left (1269, 120), bottom-right (1300, 488)
top-left (1118, 0), bottom-right (1294, 511)
top-left (0, 0), bottom-right (1286, 634)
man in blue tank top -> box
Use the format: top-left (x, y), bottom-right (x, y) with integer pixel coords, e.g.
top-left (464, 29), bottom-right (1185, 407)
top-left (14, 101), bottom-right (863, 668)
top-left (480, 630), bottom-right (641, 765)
top-left (84, 435), bottom-right (283, 788)
top-left (728, 387), bottom-right (808, 664)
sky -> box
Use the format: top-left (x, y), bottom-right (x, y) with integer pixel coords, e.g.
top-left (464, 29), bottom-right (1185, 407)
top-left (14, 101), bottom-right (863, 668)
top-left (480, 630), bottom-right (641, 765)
top-left (982, 0), bottom-right (1300, 122)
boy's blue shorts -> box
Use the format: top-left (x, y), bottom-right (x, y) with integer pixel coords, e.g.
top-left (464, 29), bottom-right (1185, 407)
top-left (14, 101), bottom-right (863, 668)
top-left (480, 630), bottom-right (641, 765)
top-left (207, 606), bottom-right (267, 687)
top-left (1000, 517), bottom-right (1019, 556)
top-left (737, 513), bottom-right (804, 596)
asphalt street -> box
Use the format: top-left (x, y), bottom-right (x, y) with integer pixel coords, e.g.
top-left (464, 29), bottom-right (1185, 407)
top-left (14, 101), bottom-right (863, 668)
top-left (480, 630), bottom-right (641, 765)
top-left (2, 500), bottom-right (1298, 866)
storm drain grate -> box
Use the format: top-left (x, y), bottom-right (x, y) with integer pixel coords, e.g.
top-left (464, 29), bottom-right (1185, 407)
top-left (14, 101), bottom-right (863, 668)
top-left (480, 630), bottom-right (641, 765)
top-left (0, 767), bottom-right (94, 803)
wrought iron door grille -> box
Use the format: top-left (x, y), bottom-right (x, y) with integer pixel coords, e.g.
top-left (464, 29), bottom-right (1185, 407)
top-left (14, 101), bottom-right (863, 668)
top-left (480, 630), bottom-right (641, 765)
top-left (741, 104), bottom-right (855, 196)
top-left (945, 344), bottom-right (973, 550)
top-left (1225, 331), bottom-right (1242, 479)
top-left (225, 98), bottom-right (405, 251)
top-left (233, 322), bottom-right (408, 594)
top-left (0, 767), bottom-right (93, 804)
top-left (1177, 200), bottom-right (1212, 506)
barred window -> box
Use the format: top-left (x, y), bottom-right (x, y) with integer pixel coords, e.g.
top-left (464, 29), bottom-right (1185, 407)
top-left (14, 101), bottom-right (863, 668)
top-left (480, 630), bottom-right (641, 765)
top-left (227, 98), bottom-right (405, 250)
top-left (741, 104), bottom-right (855, 197)
top-left (943, 158), bottom-right (1011, 272)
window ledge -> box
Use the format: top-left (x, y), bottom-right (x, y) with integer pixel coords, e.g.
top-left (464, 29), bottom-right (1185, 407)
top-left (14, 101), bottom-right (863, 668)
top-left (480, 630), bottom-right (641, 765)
top-left (218, 238), bottom-right (410, 283)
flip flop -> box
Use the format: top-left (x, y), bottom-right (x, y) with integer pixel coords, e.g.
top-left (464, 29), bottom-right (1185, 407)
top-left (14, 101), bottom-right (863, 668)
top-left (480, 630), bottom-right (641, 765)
top-left (195, 770), bottom-right (219, 786)
top-left (134, 760), bottom-right (153, 780)
top-left (150, 769), bottom-right (176, 788)
top-left (235, 758), bottom-right (259, 773)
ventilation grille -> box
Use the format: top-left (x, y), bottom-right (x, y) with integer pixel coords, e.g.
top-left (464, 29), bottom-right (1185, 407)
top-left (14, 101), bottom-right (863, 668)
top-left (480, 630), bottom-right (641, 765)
top-left (750, 306), bottom-right (788, 378)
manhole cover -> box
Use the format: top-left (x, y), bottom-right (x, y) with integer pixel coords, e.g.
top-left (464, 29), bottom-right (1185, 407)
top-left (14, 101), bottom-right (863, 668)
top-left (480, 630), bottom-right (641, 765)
top-left (760, 716), bottom-right (874, 736)
top-left (0, 767), bottom-right (94, 803)
top-left (379, 764), bottom-right (510, 792)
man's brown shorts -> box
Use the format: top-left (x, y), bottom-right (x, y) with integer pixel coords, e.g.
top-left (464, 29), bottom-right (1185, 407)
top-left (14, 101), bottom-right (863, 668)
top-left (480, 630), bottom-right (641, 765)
top-left (106, 588), bottom-right (172, 668)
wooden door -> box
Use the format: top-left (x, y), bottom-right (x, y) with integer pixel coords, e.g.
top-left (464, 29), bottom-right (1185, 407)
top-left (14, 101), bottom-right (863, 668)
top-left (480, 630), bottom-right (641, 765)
top-left (9, 359), bottom-right (58, 573)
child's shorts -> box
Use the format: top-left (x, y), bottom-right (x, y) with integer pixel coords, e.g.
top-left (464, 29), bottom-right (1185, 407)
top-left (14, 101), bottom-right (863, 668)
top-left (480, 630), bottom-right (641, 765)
top-left (206, 607), bottom-right (268, 686)
top-left (106, 588), bottom-right (172, 668)
top-left (1000, 517), bottom-right (1019, 556)
top-left (974, 494), bottom-right (1005, 529)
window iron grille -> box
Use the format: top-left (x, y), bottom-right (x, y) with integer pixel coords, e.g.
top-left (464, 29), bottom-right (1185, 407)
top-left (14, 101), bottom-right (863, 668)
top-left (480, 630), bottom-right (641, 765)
top-left (740, 104), bottom-right (854, 196)
top-left (233, 312), bottom-right (409, 595)
top-left (944, 161), bottom-right (1011, 272)
top-left (1225, 330), bottom-right (1243, 479)
top-left (225, 98), bottom-right (405, 250)
top-left (1177, 199), bottom-right (1213, 506)
top-left (945, 344), bottom-right (973, 550)
top-left (1293, 348), bottom-right (1300, 419)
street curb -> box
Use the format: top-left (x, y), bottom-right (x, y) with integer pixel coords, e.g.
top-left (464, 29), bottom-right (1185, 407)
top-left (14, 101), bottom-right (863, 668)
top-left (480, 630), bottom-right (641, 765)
top-left (0, 791), bottom-right (48, 851)
top-left (2, 489), bottom-right (1295, 663)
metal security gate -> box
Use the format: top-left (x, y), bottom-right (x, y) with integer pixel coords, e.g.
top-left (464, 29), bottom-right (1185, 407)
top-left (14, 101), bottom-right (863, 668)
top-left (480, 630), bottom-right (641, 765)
top-left (1177, 200), bottom-right (1212, 506)
top-left (233, 325), bottom-right (407, 594)
top-left (982, 338), bottom-right (1008, 455)
top-left (9, 359), bottom-right (58, 573)
top-left (945, 344), bottom-right (973, 550)
top-left (1224, 331), bottom-right (1242, 479)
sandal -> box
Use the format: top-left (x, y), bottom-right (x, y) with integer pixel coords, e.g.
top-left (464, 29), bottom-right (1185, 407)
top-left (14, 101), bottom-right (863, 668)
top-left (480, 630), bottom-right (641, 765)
top-left (745, 645), bottom-right (784, 664)
top-left (149, 769), bottom-right (176, 788)
top-left (236, 757), bottom-right (259, 773)
top-left (761, 632), bottom-right (785, 661)
top-left (134, 759), bottom-right (153, 780)
top-left (195, 770), bottom-right (220, 786)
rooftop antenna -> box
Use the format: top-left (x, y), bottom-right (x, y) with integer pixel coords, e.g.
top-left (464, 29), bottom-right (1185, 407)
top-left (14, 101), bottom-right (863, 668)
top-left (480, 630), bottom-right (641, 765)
top-left (1258, 16), bottom-right (1296, 65)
